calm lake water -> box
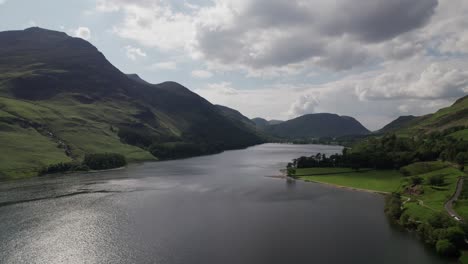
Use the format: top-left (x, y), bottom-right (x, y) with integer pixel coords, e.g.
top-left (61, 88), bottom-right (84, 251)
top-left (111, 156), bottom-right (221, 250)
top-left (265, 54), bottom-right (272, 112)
top-left (0, 144), bottom-right (452, 264)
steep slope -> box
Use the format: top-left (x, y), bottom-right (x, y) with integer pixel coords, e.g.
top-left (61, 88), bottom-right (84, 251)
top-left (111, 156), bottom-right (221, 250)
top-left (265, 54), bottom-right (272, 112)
top-left (376, 115), bottom-right (418, 134)
top-left (0, 27), bottom-right (262, 178)
top-left (215, 105), bottom-right (256, 129)
top-left (265, 113), bottom-right (370, 138)
top-left (393, 95), bottom-right (468, 137)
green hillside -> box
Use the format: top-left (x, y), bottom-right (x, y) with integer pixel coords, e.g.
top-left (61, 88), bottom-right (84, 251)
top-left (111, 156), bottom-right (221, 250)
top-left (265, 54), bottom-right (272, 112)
top-left (0, 27), bottom-right (262, 179)
top-left (376, 115), bottom-right (418, 134)
top-left (397, 96), bottom-right (468, 137)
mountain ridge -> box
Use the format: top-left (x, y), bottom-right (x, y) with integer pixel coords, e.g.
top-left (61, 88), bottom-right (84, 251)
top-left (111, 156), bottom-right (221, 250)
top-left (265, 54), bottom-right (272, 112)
top-left (0, 27), bottom-right (263, 178)
top-left (264, 113), bottom-right (370, 139)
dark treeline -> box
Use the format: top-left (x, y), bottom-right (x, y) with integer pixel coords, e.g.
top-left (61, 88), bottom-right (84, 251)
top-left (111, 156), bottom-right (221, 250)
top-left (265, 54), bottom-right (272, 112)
top-left (83, 153), bottom-right (127, 170)
top-left (40, 153), bottom-right (127, 175)
top-left (39, 162), bottom-right (89, 175)
top-left (291, 132), bottom-right (468, 171)
top-left (385, 193), bottom-right (465, 258)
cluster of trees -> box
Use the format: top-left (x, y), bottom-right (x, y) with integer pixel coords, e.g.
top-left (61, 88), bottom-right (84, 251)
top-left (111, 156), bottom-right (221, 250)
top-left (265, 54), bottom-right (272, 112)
top-left (149, 142), bottom-right (207, 160)
top-left (40, 153), bottom-right (127, 175)
top-left (292, 133), bottom-right (467, 171)
top-left (409, 174), bottom-right (446, 186)
top-left (39, 162), bottom-right (89, 176)
top-left (385, 193), bottom-right (465, 258)
top-left (83, 153), bottom-right (127, 170)
top-left (292, 153), bottom-right (345, 168)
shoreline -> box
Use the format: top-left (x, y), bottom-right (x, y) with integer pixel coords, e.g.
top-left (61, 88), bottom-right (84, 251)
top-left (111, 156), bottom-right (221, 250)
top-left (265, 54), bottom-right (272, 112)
top-left (299, 178), bottom-right (391, 195)
top-left (270, 169), bottom-right (390, 195)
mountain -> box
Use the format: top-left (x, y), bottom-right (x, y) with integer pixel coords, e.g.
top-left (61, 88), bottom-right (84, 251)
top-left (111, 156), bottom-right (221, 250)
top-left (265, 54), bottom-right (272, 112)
top-left (265, 113), bottom-right (370, 139)
top-left (377, 115), bottom-right (418, 134)
top-left (251, 118), bottom-right (284, 128)
top-left (252, 117), bottom-right (270, 128)
top-left (380, 95), bottom-right (468, 137)
top-left (215, 105), bottom-right (256, 128)
top-left (0, 27), bottom-right (262, 178)
top-left (268, 120), bottom-right (284, 125)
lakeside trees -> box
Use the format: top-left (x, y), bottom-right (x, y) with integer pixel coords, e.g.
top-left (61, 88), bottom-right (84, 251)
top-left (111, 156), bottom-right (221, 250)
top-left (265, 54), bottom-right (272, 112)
top-left (83, 153), bottom-right (127, 170)
top-left (40, 153), bottom-right (127, 175)
top-left (292, 132), bottom-right (468, 171)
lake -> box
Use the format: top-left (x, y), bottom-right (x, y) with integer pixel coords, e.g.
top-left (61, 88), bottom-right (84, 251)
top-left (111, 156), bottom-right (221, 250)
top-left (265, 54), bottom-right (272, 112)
top-left (0, 144), bottom-right (452, 264)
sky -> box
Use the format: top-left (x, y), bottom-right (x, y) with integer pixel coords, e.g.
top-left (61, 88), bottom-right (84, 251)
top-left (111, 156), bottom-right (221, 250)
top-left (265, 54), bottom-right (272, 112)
top-left (1, 0), bottom-right (468, 130)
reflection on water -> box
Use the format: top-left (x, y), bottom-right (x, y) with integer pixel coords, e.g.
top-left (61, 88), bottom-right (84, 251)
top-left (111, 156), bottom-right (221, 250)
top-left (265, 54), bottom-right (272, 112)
top-left (0, 144), bottom-right (452, 264)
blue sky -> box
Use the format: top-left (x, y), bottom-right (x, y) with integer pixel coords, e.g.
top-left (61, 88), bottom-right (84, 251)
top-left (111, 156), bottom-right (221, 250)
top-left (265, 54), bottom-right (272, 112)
top-left (1, 0), bottom-right (467, 130)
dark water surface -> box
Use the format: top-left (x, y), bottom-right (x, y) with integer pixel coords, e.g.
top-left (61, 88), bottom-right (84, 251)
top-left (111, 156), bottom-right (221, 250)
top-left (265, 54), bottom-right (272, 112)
top-left (0, 144), bottom-right (451, 264)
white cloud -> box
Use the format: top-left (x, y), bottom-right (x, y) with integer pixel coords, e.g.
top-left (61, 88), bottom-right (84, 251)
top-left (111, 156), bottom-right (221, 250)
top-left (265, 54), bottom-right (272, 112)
top-left (125, 45), bottom-right (147, 60)
top-left (150, 61), bottom-right (177, 70)
top-left (191, 70), bottom-right (213, 79)
top-left (194, 57), bottom-right (467, 130)
top-left (108, 2), bottom-right (195, 51)
top-left (73, 26), bottom-right (91, 40)
top-left (95, 0), bottom-right (468, 130)
top-left (355, 61), bottom-right (468, 101)
top-left (288, 94), bottom-right (319, 117)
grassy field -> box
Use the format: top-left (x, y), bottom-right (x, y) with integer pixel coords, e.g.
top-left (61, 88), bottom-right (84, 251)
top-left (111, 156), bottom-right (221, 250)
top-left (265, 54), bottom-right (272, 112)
top-left (403, 167), bottom-right (463, 221)
top-left (0, 95), bottom-right (155, 179)
top-left (296, 168), bottom-right (403, 193)
top-left (0, 123), bottom-right (72, 179)
top-left (399, 161), bottom-right (449, 176)
top-left (295, 163), bottom-right (464, 222)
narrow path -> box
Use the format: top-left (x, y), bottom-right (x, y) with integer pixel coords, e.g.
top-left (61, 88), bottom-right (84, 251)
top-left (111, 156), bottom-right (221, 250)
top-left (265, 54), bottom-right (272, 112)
top-left (445, 177), bottom-right (464, 222)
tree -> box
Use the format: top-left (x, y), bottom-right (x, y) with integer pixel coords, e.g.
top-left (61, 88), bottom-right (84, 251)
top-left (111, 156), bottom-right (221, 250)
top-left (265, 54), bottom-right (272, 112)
top-left (435, 239), bottom-right (460, 257)
top-left (287, 167), bottom-right (297, 178)
top-left (456, 152), bottom-right (467, 170)
top-left (428, 213), bottom-right (453, 229)
top-left (384, 193), bottom-right (403, 221)
top-left (417, 223), bottom-right (437, 246)
top-left (445, 226), bottom-right (466, 248)
top-left (83, 153), bottom-right (127, 170)
top-left (411, 176), bottom-right (423, 185)
top-left (428, 175), bottom-right (445, 186)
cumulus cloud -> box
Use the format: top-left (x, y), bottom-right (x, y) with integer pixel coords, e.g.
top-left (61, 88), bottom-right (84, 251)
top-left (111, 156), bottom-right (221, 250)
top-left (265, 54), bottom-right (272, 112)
top-left (125, 45), bottom-right (147, 60)
top-left (97, 0), bottom-right (440, 72)
top-left (150, 61), bottom-right (177, 70)
top-left (73, 26), bottom-right (91, 40)
top-left (94, 0), bottom-right (468, 129)
top-left (191, 70), bottom-right (213, 79)
top-left (109, 1), bottom-right (194, 51)
top-left (355, 62), bottom-right (468, 100)
top-left (288, 94), bottom-right (319, 117)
